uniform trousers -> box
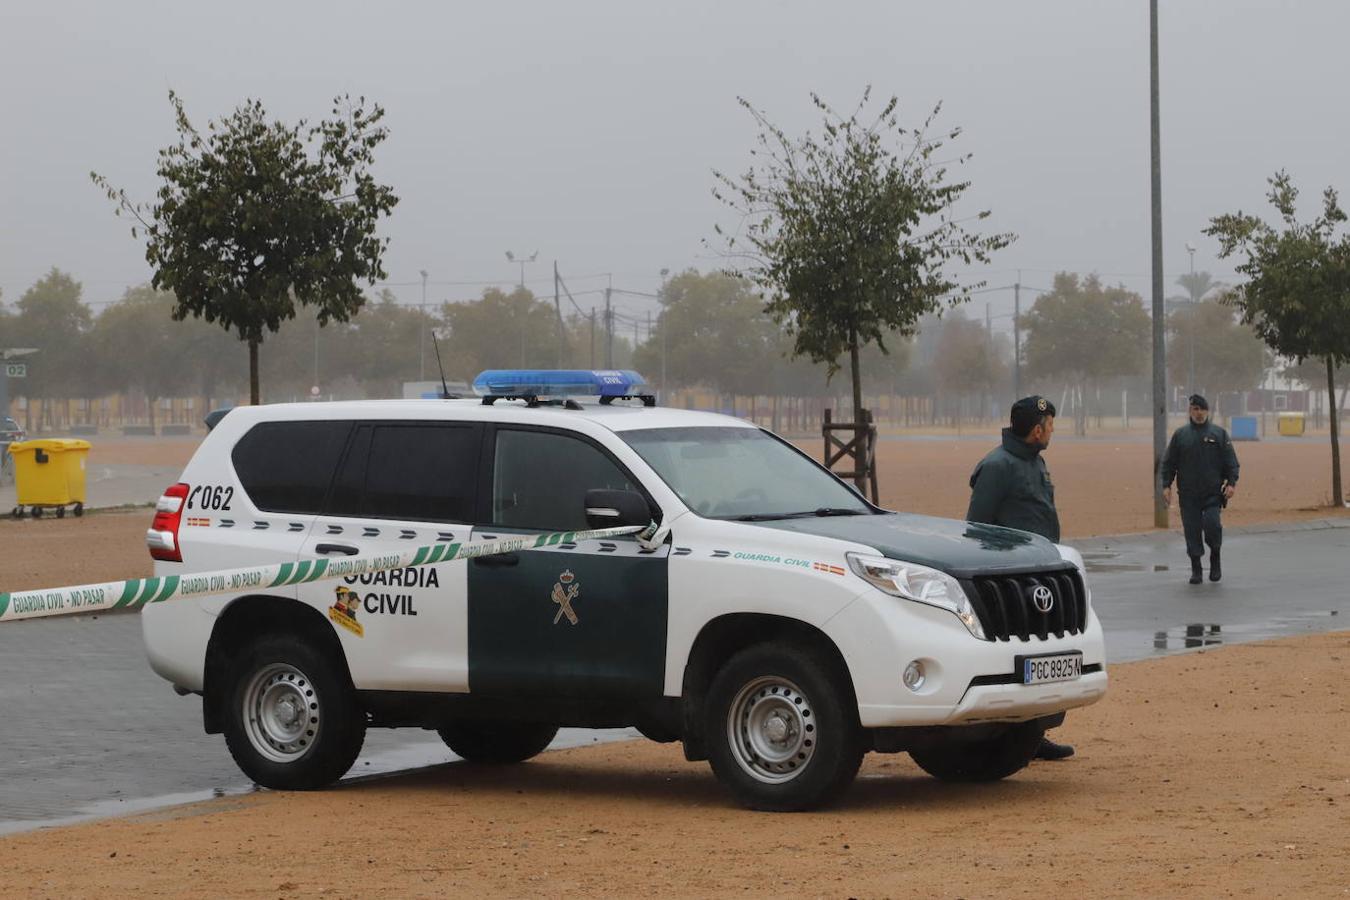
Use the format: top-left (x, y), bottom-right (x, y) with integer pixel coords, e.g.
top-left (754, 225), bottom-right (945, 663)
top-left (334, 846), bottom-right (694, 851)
top-left (1180, 498), bottom-right (1223, 558)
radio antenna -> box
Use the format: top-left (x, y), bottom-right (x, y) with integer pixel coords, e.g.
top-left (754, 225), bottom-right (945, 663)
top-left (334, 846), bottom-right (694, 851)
top-left (431, 331), bottom-right (453, 399)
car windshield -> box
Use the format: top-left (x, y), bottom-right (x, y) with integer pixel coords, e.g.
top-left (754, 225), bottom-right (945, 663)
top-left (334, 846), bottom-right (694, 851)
top-left (620, 426), bottom-right (871, 521)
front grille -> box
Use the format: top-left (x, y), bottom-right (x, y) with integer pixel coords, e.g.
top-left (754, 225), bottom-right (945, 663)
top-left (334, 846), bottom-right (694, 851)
top-left (961, 568), bottom-right (1088, 642)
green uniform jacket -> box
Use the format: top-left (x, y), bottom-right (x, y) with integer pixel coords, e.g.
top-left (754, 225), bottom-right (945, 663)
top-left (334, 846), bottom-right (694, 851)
top-left (966, 428), bottom-right (1061, 543)
top-left (1161, 420), bottom-right (1240, 503)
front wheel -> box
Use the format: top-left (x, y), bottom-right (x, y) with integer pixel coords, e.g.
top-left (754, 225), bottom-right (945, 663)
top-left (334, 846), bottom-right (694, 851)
top-left (909, 720), bottom-right (1046, 782)
top-left (437, 720), bottom-right (559, 763)
top-left (705, 642), bottom-right (863, 811)
top-left (222, 634), bottom-right (366, 790)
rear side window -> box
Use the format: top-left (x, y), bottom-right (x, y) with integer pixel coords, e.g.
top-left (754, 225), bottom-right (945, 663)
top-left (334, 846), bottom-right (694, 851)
top-left (492, 428), bottom-right (637, 530)
top-left (327, 423), bottom-right (480, 522)
top-left (232, 421), bottom-right (352, 514)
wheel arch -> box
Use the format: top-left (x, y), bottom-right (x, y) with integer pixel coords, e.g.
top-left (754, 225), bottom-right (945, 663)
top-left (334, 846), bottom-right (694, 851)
top-left (679, 612), bottom-right (857, 761)
top-left (202, 595), bottom-right (352, 734)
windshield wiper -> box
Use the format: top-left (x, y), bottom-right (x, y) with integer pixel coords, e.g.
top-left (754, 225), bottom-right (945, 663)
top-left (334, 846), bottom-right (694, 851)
top-left (730, 507), bottom-right (866, 522)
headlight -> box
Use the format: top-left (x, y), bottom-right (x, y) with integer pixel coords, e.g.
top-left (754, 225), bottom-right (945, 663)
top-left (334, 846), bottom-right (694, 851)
top-left (846, 553), bottom-right (986, 640)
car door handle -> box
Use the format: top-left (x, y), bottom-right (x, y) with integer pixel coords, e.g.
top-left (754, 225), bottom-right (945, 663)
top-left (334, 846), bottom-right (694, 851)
top-left (473, 552), bottom-right (519, 567)
top-left (315, 543), bottom-right (360, 556)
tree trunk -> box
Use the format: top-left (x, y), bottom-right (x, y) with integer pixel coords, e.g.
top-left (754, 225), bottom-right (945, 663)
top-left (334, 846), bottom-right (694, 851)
top-left (848, 331), bottom-right (865, 491)
top-left (1328, 357), bottom-right (1343, 507)
top-left (249, 339), bottom-right (261, 405)
top-left (147, 391), bottom-right (157, 431)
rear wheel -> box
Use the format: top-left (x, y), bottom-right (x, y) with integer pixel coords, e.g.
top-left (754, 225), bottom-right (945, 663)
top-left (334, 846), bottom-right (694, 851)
top-left (437, 720), bottom-right (559, 763)
top-left (909, 720), bottom-right (1046, 782)
top-left (222, 634), bottom-right (365, 790)
top-left (704, 642), bottom-right (863, 811)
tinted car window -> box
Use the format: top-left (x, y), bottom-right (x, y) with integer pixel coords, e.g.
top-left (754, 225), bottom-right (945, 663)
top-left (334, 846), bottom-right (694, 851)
top-left (232, 421), bottom-right (352, 514)
top-left (492, 429), bottom-right (637, 530)
top-left (327, 423), bottom-right (479, 522)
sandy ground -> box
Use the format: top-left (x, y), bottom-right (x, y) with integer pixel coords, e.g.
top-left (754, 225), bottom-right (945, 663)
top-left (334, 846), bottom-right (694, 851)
top-left (863, 437), bottom-right (1350, 537)
top-left (2, 436), bottom-right (1348, 896)
top-left (0, 631), bottom-right (1343, 898)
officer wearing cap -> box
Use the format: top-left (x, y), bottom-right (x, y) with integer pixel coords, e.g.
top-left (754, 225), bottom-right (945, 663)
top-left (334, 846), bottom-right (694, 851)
top-left (966, 395), bottom-right (1073, 760)
top-left (967, 395), bottom-right (1060, 542)
top-left (1161, 394), bottom-right (1240, 584)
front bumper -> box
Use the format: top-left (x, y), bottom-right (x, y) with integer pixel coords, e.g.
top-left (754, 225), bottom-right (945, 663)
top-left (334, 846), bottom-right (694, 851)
top-left (824, 587), bottom-right (1108, 728)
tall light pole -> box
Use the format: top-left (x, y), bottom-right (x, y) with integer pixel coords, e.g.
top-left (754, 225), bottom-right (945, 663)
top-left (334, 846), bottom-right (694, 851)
top-left (1149, 0), bottom-right (1168, 528)
top-left (504, 250), bottom-right (538, 288)
top-left (419, 269), bottom-right (429, 381)
top-left (1185, 242), bottom-right (1197, 396)
top-left (659, 268), bottom-right (669, 401)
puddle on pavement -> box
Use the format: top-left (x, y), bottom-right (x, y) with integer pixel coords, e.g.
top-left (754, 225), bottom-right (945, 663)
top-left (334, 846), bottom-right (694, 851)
top-left (1148, 610), bottom-right (1342, 656)
top-left (1081, 549), bottom-right (1171, 574)
top-left (1154, 623), bottom-right (1224, 650)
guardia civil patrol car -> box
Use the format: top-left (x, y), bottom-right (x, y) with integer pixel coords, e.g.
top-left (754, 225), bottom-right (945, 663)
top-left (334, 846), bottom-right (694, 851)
top-left (142, 370), bottom-right (1107, 810)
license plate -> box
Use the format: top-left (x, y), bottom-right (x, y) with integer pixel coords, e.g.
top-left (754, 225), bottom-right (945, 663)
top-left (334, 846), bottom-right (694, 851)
top-left (1018, 652), bottom-right (1083, 685)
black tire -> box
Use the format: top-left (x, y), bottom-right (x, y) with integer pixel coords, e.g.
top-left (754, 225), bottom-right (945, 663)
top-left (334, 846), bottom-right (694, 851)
top-left (55, 506), bottom-right (65, 519)
top-left (704, 641), bottom-right (863, 811)
top-left (30, 507), bottom-right (41, 519)
top-left (73, 502), bottom-right (84, 518)
top-left (222, 634), bottom-right (365, 790)
top-left (908, 720), bottom-right (1046, 783)
top-left (437, 720), bottom-right (559, 763)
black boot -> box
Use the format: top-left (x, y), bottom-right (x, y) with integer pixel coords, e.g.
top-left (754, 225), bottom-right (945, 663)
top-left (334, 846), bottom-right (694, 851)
top-left (1189, 555), bottom-right (1203, 585)
top-left (1034, 737), bottom-right (1075, 760)
top-left (1209, 548), bottom-right (1221, 582)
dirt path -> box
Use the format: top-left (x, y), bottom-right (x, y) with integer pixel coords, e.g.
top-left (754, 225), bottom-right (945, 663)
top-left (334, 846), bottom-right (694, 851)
top-left (2, 631), bottom-right (1345, 898)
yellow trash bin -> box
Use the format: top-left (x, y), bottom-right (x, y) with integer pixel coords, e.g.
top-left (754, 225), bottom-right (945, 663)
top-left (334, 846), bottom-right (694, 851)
top-left (7, 438), bottom-right (90, 519)
top-left (1277, 412), bottom-right (1305, 437)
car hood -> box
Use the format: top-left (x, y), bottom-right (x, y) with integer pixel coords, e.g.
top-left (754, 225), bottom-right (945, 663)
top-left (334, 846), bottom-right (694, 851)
top-left (756, 511), bottom-right (1067, 577)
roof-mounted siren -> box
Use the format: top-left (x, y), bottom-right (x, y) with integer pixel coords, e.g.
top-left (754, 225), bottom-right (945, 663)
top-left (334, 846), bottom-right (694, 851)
top-left (472, 370), bottom-right (656, 408)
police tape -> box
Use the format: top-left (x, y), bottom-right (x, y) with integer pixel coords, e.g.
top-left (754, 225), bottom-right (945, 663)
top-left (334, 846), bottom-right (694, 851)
top-left (0, 525), bottom-right (647, 624)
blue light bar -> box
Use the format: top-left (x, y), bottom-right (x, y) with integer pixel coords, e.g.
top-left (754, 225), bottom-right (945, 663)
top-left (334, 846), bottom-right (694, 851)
top-left (472, 369), bottom-right (650, 398)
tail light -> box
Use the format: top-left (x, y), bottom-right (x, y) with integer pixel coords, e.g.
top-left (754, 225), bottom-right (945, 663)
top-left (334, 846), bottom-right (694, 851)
top-left (147, 483), bottom-right (190, 562)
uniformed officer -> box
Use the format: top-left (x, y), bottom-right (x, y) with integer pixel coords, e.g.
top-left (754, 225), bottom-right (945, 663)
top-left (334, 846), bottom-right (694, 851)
top-left (1161, 394), bottom-right (1240, 584)
top-left (966, 395), bottom-right (1073, 761)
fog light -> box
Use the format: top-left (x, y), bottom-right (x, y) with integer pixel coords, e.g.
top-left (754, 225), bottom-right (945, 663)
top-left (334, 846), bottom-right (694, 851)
top-left (903, 660), bottom-right (925, 691)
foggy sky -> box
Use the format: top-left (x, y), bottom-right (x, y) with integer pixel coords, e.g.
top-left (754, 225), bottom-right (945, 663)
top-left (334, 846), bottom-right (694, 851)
top-left (2, 0), bottom-right (1348, 333)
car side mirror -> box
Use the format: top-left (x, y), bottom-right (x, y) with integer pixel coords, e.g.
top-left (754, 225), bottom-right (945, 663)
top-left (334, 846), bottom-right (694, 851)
top-left (584, 489), bottom-right (650, 529)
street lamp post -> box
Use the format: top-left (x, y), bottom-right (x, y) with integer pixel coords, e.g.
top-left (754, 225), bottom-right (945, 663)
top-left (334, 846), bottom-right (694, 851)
top-left (1185, 243), bottom-right (1197, 397)
top-left (419, 269), bottom-right (429, 381)
top-left (504, 250), bottom-right (538, 288)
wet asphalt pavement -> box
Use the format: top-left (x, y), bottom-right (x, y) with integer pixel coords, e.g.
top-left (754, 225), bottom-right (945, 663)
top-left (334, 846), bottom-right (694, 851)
top-left (0, 520), bottom-right (1345, 835)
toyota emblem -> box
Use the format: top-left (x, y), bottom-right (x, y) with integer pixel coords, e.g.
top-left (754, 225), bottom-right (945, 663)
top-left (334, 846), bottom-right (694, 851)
top-left (1031, 585), bottom-right (1054, 613)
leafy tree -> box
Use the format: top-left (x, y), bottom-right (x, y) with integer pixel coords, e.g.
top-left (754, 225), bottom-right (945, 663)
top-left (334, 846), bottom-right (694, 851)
top-left (1022, 273), bottom-right (1150, 435)
top-left (92, 91), bottom-right (399, 404)
top-left (632, 270), bottom-right (780, 397)
top-left (440, 287), bottom-right (565, 382)
top-left (711, 88), bottom-right (1013, 469)
top-left (86, 285), bottom-right (245, 422)
top-left (933, 311), bottom-right (1004, 416)
top-left (340, 289), bottom-right (438, 398)
top-left (1206, 171), bottom-right (1350, 506)
top-left (90, 286), bottom-right (180, 428)
top-left (1165, 294), bottom-right (1268, 399)
top-left (9, 268), bottom-right (92, 429)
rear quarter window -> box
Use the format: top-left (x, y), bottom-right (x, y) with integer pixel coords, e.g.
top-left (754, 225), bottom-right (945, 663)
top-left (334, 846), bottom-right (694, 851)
top-left (231, 420), bottom-right (352, 514)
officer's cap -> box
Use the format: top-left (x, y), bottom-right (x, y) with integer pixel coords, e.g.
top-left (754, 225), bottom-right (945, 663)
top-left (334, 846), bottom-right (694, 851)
top-left (1010, 395), bottom-right (1056, 434)
top-left (1188, 394), bottom-right (1208, 410)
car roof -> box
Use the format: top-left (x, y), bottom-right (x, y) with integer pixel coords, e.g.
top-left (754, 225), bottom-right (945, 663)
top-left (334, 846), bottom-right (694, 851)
top-left (217, 399), bottom-right (757, 435)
